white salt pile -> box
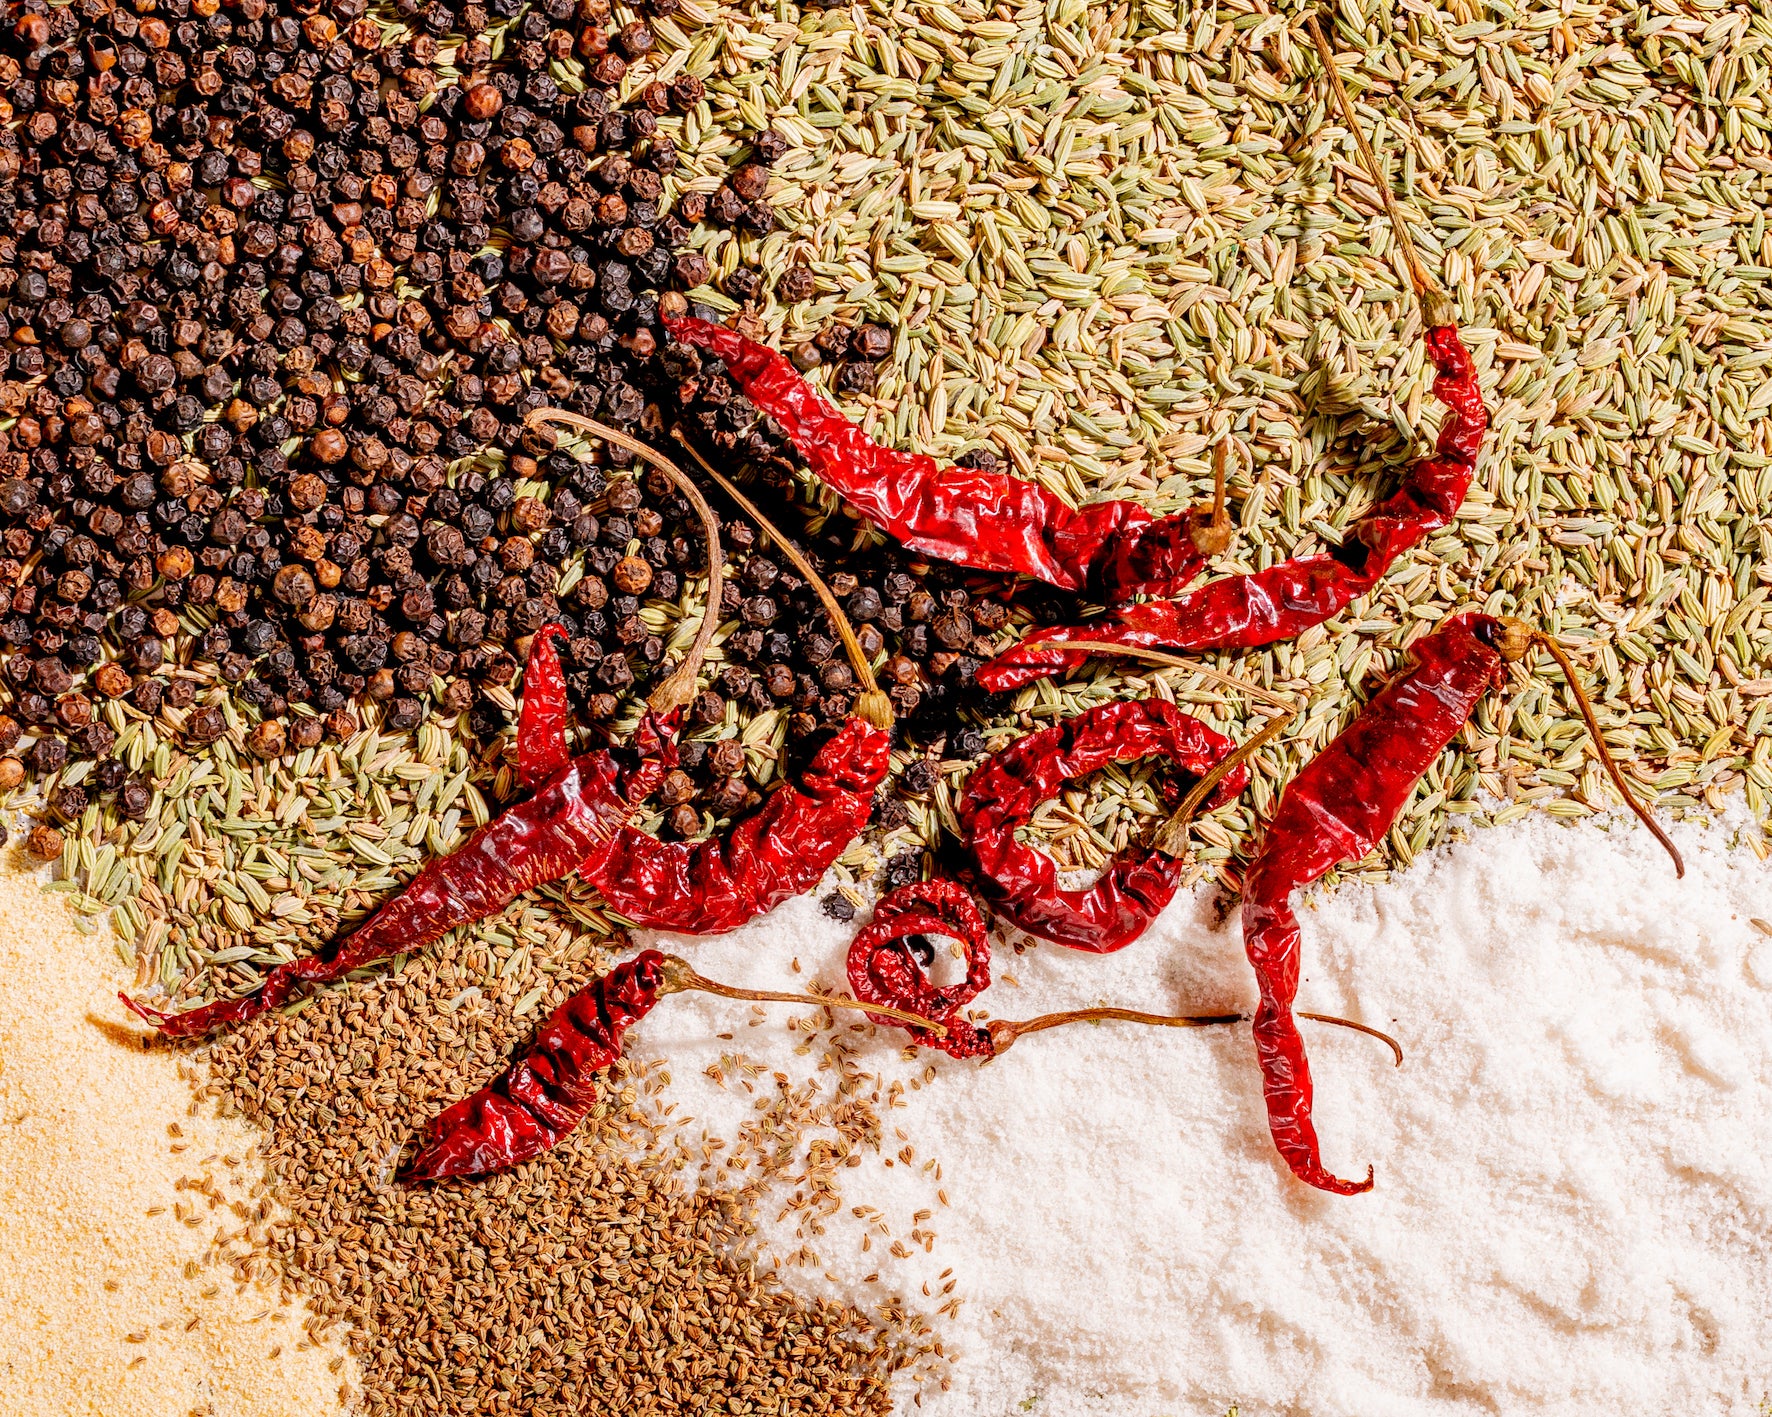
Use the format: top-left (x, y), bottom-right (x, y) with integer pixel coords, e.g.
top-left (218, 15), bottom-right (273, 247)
top-left (636, 812), bottom-right (1772, 1416)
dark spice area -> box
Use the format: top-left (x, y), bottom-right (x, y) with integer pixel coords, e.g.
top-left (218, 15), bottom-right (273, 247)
top-left (0, 0), bottom-right (1010, 836)
top-left (199, 930), bottom-right (912, 1417)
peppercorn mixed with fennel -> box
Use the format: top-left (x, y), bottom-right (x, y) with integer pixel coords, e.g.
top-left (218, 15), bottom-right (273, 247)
top-left (0, 0), bottom-right (1013, 839)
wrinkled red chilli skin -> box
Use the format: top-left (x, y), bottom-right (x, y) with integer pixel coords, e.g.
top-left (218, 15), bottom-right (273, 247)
top-left (399, 951), bottom-right (668, 1184)
top-left (121, 750), bottom-right (668, 1039)
top-left (847, 880), bottom-right (994, 1058)
top-left (583, 717), bottom-right (889, 934)
top-left (666, 316), bottom-right (1213, 599)
top-left (518, 624), bottom-right (573, 790)
top-left (978, 325), bottom-right (1488, 690)
top-left (1242, 615), bottom-right (1506, 1195)
top-left (957, 700), bottom-right (1245, 953)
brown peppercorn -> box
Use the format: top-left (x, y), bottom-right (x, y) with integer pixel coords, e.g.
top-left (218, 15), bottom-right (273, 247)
top-left (247, 719), bottom-right (287, 758)
top-left (853, 323), bottom-right (893, 360)
top-left (587, 692), bottom-right (619, 720)
top-left (118, 781), bottom-right (152, 820)
top-left (155, 546), bottom-right (194, 580)
top-left (92, 663), bottom-right (133, 698)
top-left (0, 757), bottom-right (23, 791)
top-left (690, 690), bottom-right (726, 726)
top-left (729, 161), bottom-right (770, 202)
top-left (708, 738), bottom-right (747, 777)
top-left (289, 716), bottom-right (326, 751)
top-left (55, 694), bottom-right (93, 730)
top-left (666, 803), bottom-right (701, 837)
top-left (612, 556), bottom-right (653, 595)
top-left (289, 473), bottom-right (329, 511)
top-left (709, 775), bottom-right (750, 816)
top-left (185, 706), bottom-right (227, 743)
top-left (777, 266), bottom-right (816, 303)
top-left (26, 824), bottom-right (64, 860)
top-left (463, 83), bottom-right (503, 120)
top-left (273, 564), bottom-right (318, 607)
top-left (511, 497), bottom-right (551, 533)
top-left (659, 769), bottom-right (696, 807)
top-left (933, 607), bottom-right (974, 649)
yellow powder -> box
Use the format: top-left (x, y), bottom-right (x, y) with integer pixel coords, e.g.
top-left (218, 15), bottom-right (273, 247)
top-left (0, 852), bottom-right (353, 1417)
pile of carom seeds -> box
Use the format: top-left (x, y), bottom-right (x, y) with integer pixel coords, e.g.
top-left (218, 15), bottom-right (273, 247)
top-left (8, 0), bottom-right (1772, 1408)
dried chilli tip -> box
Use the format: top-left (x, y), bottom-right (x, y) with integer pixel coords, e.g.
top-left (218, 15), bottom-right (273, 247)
top-left (673, 433), bottom-right (892, 731)
top-left (978, 317), bottom-right (1487, 687)
top-left (957, 700), bottom-right (1250, 953)
top-left (846, 880), bottom-right (995, 1058)
top-left (525, 411), bottom-right (725, 716)
top-left (399, 950), bottom-right (947, 1184)
top-left (663, 316), bottom-right (1215, 601)
top-left (518, 624), bottom-right (575, 789)
top-left (121, 668), bottom-right (678, 1039)
top-left (581, 715), bottom-right (890, 935)
top-left (1239, 614), bottom-right (1509, 1195)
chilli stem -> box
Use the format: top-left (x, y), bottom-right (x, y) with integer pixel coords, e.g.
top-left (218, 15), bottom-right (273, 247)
top-left (1530, 632), bottom-right (1685, 878)
top-left (1152, 707), bottom-right (1299, 858)
top-left (988, 1005), bottom-right (1240, 1053)
top-left (674, 430), bottom-right (892, 730)
top-left (1298, 1011), bottom-right (1404, 1067)
top-left (1033, 641), bottom-right (1295, 709)
top-left (658, 956), bottom-right (944, 1035)
top-left (1305, 13), bottom-right (1451, 322)
top-left (1189, 437), bottom-right (1235, 555)
top-left (525, 411), bottom-right (725, 715)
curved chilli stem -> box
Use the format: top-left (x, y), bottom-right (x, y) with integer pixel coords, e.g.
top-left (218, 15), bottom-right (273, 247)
top-left (673, 430), bottom-right (893, 730)
top-left (1305, 13), bottom-right (1451, 322)
top-left (658, 955), bottom-right (945, 1036)
top-left (1151, 707), bottom-right (1298, 858)
top-left (526, 410), bottom-right (725, 715)
top-left (1530, 632), bottom-right (1685, 878)
top-left (1033, 640), bottom-right (1295, 709)
top-left (988, 1006), bottom-right (1241, 1054)
top-left (1190, 437), bottom-right (1235, 556)
top-left (1298, 1011), bottom-right (1404, 1067)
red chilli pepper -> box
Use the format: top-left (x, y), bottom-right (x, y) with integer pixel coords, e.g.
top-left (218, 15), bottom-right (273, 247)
top-left (400, 950), bottom-right (668, 1183)
top-left (581, 716), bottom-right (890, 934)
top-left (1243, 613), bottom-right (1507, 1195)
top-left (977, 324), bottom-right (1489, 690)
top-left (847, 880), bottom-right (995, 1059)
top-left (957, 699), bottom-right (1247, 953)
top-left (122, 626), bottom-right (669, 1037)
top-left (664, 315), bottom-right (1212, 600)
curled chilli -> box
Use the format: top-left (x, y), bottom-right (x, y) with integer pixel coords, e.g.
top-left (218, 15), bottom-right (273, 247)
top-left (1243, 614), bottom-right (1506, 1194)
top-left (663, 315), bottom-right (1207, 600)
top-left (581, 716), bottom-right (891, 935)
top-left (957, 699), bottom-right (1246, 953)
top-left (977, 324), bottom-right (1489, 690)
top-left (846, 879), bottom-right (996, 1059)
top-left (399, 950), bottom-right (668, 1184)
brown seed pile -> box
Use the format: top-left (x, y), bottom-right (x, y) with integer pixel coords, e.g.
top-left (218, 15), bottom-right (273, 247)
top-left (193, 922), bottom-right (928, 1415)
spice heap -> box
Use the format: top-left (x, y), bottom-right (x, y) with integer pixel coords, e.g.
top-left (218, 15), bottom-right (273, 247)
top-left (0, 0), bottom-right (1011, 828)
top-left (193, 914), bottom-right (928, 1417)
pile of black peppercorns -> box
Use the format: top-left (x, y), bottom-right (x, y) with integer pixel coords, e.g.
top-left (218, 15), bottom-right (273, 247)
top-left (0, 0), bottom-right (1013, 839)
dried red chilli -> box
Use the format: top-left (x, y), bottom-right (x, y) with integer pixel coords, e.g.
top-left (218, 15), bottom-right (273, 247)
top-left (401, 950), bottom-right (670, 1184)
top-left (401, 950), bottom-right (947, 1183)
top-left (581, 716), bottom-right (890, 935)
top-left (976, 323), bottom-right (1487, 689)
top-left (1241, 610), bottom-right (1681, 1195)
top-left (847, 880), bottom-right (995, 1059)
top-left (1242, 614), bottom-right (1507, 1195)
top-left (663, 315), bottom-right (1221, 600)
top-left (956, 699), bottom-right (1248, 953)
top-left (122, 627), bottom-right (670, 1038)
